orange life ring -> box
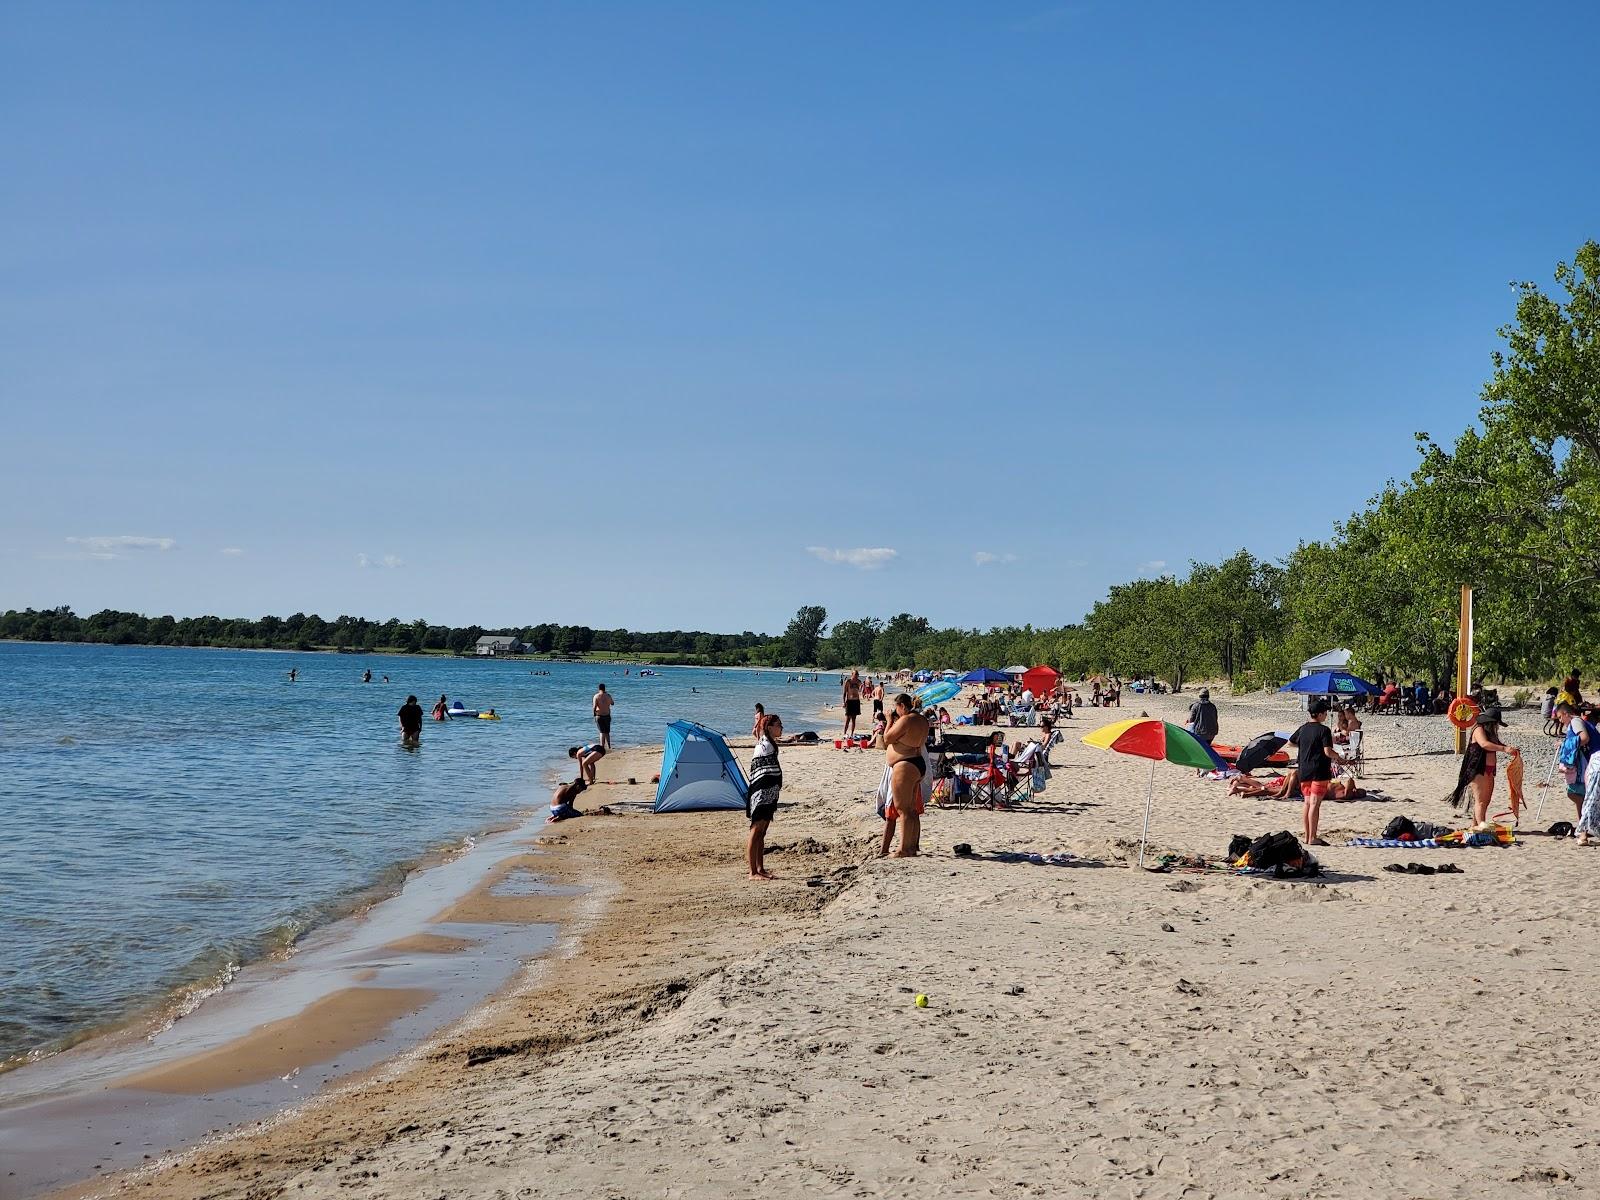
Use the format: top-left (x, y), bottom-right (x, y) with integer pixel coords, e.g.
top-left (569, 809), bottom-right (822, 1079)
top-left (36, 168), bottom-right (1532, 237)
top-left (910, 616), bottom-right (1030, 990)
top-left (1448, 696), bottom-right (1480, 730)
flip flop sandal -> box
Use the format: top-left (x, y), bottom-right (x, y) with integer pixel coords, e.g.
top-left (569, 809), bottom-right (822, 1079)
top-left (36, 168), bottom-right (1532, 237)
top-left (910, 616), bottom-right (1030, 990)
top-left (1383, 863), bottom-right (1407, 873)
top-left (1404, 862), bottom-right (1437, 875)
top-left (1436, 862), bottom-right (1464, 874)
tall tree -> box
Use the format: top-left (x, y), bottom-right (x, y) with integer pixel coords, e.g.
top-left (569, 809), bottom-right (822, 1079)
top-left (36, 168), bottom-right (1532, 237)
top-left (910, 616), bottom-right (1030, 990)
top-left (780, 606), bottom-right (828, 665)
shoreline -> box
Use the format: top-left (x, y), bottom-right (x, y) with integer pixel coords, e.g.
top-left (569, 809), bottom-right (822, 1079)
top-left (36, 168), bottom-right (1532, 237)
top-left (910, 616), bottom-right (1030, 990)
top-left (3, 699), bottom-right (658, 1084)
top-left (0, 792), bottom-right (588, 1198)
top-left (29, 740), bottom-right (870, 1200)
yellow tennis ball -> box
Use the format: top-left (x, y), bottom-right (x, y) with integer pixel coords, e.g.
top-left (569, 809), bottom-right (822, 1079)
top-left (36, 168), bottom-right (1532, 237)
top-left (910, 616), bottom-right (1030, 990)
top-left (914, 994), bottom-right (928, 1008)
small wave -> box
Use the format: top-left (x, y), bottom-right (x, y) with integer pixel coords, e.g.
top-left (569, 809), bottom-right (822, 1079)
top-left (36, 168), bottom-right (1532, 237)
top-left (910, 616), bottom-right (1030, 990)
top-left (150, 958), bottom-right (241, 1038)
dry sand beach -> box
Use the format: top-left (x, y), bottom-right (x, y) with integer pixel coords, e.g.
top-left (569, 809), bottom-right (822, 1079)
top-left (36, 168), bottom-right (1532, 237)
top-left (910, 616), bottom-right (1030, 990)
top-left (62, 690), bottom-right (1600, 1200)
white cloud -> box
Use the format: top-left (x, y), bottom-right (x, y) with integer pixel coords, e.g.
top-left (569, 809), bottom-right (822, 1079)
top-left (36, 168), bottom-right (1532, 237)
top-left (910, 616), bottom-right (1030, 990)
top-left (220, 547), bottom-right (244, 556)
top-left (62, 535), bottom-right (177, 560)
top-left (356, 552), bottom-right (405, 569)
top-left (806, 546), bottom-right (898, 570)
top-left (1138, 559), bottom-right (1168, 573)
top-left (974, 551), bottom-right (1019, 567)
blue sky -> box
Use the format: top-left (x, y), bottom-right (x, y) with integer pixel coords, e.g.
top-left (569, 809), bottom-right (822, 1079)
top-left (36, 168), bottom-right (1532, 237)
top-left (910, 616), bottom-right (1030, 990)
top-left (3, 1), bottom-right (1597, 634)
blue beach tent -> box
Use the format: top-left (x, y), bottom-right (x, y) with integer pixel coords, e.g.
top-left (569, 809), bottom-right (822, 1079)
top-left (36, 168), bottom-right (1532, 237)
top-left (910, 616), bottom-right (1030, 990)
top-left (1279, 670), bottom-right (1379, 697)
top-left (654, 721), bottom-right (749, 813)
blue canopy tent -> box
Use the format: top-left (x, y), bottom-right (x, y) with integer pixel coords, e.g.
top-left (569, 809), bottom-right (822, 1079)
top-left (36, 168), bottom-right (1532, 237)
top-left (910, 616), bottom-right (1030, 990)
top-left (958, 667), bottom-right (1011, 684)
top-left (1279, 670), bottom-right (1379, 697)
top-left (654, 721), bottom-right (748, 813)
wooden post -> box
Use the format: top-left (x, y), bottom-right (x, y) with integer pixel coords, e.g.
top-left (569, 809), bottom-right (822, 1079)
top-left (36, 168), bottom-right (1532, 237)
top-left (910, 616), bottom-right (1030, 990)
top-left (1455, 585), bottom-right (1473, 755)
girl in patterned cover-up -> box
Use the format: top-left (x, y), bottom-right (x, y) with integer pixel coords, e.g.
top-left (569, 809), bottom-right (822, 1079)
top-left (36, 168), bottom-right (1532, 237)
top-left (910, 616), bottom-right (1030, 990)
top-left (746, 713), bottom-right (784, 881)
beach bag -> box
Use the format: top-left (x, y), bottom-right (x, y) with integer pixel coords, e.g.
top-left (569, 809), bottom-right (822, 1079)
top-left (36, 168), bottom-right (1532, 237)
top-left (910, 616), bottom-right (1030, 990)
top-left (875, 765), bottom-right (892, 818)
top-left (1246, 831), bottom-right (1302, 870)
top-left (1382, 816), bottom-right (1417, 840)
top-left (931, 776), bottom-right (953, 806)
top-left (1227, 834), bottom-right (1252, 861)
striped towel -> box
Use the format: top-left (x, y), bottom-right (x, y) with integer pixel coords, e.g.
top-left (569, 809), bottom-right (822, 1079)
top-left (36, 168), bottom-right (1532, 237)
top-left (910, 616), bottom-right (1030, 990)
top-left (1345, 837), bottom-right (1443, 848)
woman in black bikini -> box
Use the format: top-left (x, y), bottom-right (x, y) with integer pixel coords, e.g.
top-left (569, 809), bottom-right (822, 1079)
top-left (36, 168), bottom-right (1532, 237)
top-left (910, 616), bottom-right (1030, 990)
top-left (883, 694), bottom-right (929, 858)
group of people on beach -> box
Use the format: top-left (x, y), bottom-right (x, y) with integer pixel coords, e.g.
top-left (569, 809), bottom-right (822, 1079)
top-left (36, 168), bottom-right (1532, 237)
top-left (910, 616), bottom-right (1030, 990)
top-left (551, 684), bottom-right (617, 821)
top-left (839, 670), bottom-right (889, 740)
top-left (1201, 672), bottom-right (1600, 847)
top-left (748, 683), bottom-right (926, 882)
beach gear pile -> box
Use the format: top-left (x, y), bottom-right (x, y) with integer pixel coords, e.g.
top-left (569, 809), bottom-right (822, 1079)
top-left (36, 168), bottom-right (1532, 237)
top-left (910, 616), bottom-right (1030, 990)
top-left (1345, 815), bottom-right (1515, 848)
top-left (1150, 831), bottom-right (1320, 878)
top-left (1233, 830), bottom-right (1321, 877)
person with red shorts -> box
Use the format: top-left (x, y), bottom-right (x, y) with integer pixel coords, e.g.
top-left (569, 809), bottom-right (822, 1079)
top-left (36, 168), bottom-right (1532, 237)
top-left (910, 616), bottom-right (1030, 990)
top-left (1290, 698), bottom-right (1346, 846)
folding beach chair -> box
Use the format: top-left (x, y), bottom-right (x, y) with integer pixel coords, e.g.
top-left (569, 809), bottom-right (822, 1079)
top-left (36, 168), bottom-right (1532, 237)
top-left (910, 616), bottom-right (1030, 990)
top-left (1345, 729), bottom-right (1364, 777)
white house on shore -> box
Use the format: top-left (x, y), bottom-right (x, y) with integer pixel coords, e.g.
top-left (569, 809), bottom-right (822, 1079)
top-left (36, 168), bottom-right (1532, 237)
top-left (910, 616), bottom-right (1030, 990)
top-left (475, 635), bottom-right (523, 657)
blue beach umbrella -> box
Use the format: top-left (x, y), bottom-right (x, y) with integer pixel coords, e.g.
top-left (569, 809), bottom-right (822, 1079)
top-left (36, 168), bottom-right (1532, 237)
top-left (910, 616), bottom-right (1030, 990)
top-left (914, 680), bottom-right (961, 707)
top-left (958, 667), bottom-right (1010, 684)
top-left (1279, 670), bottom-right (1379, 697)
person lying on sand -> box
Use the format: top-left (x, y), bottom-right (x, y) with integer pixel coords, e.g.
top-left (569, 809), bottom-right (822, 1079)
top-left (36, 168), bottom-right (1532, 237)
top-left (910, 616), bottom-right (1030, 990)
top-left (1229, 771), bottom-right (1295, 799)
top-left (1228, 768), bottom-right (1364, 803)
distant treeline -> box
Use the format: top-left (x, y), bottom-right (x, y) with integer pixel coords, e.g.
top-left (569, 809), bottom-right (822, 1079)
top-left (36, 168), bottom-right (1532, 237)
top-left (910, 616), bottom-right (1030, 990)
top-left (0, 608), bottom-right (781, 663)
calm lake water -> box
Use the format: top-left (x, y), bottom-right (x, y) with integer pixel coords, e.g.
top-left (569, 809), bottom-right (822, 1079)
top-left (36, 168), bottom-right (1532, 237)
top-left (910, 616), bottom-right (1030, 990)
top-left (0, 643), bottom-right (833, 1066)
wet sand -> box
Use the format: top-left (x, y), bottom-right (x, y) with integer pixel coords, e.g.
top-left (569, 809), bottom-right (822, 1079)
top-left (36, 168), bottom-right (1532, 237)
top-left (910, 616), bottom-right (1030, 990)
top-left (116, 988), bottom-right (437, 1095)
top-left (0, 806), bottom-right (572, 1199)
top-left (380, 933), bottom-right (477, 955)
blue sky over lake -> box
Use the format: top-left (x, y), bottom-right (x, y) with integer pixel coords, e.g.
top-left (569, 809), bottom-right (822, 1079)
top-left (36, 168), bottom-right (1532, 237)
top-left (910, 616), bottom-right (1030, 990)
top-left (4, 1), bottom-right (1597, 632)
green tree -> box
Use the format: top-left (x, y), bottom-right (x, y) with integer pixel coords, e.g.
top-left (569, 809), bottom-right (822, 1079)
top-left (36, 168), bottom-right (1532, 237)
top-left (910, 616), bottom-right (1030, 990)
top-left (779, 606), bottom-right (828, 665)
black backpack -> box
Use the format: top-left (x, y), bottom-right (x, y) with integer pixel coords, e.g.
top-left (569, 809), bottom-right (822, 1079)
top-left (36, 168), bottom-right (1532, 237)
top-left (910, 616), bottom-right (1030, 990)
top-left (1246, 830), bottom-right (1303, 869)
top-left (1382, 816), bottom-right (1417, 840)
top-left (1226, 834), bottom-right (1252, 861)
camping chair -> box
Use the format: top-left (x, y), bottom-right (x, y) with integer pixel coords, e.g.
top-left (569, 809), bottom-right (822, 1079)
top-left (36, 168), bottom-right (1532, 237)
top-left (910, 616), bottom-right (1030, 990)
top-left (1345, 729), bottom-right (1364, 776)
top-left (973, 747), bottom-right (1028, 808)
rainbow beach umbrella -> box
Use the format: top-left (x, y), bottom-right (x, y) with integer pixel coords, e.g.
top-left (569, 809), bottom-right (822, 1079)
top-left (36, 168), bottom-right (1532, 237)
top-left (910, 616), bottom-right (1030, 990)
top-left (1082, 718), bottom-right (1228, 867)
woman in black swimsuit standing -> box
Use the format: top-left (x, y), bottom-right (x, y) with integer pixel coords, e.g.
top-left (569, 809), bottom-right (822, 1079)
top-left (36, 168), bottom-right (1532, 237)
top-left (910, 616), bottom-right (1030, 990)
top-left (883, 694), bottom-right (929, 858)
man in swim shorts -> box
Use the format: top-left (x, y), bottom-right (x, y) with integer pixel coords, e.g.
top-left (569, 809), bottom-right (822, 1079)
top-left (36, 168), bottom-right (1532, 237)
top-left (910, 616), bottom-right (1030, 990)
top-left (549, 779), bottom-right (587, 822)
top-left (882, 693), bottom-right (929, 857)
top-left (842, 670), bottom-right (862, 739)
top-left (593, 683), bottom-right (614, 751)
top-left (397, 695), bottom-right (423, 747)
top-left (1290, 698), bottom-right (1346, 847)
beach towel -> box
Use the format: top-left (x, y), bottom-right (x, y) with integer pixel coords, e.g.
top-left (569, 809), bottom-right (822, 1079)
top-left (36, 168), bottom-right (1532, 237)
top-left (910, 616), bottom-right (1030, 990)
top-left (1346, 837), bottom-right (1445, 848)
top-left (875, 762), bottom-right (935, 816)
top-left (1506, 751), bottom-right (1525, 811)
